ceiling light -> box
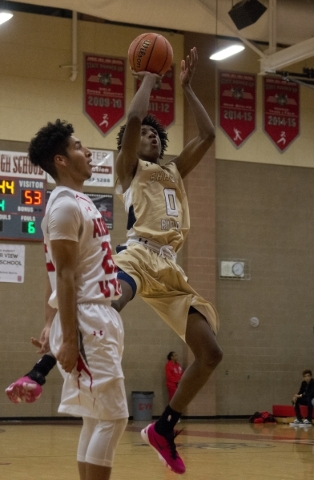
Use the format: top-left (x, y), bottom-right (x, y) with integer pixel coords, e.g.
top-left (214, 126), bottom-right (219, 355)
top-left (0, 12), bottom-right (13, 26)
top-left (210, 44), bottom-right (245, 61)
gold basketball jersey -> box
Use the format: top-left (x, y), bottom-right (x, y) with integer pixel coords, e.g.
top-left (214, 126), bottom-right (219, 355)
top-left (116, 160), bottom-right (190, 252)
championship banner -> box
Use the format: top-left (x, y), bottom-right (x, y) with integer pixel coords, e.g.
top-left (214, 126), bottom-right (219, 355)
top-left (263, 77), bottom-right (299, 152)
top-left (84, 54), bottom-right (125, 136)
top-left (136, 65), bottom-right (175, 127)
top-left (219, 71), bottom-right (256, 148)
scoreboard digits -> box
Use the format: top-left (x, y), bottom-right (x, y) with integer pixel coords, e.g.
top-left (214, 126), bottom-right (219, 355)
top-left (21, 189), bottom-right (42, 206)
top-left (0, 178), bottom-right (15, 195)
top-left (21, 221), bottom-right (36, 234)
top-left (0, 177), bottom-right (45, 241)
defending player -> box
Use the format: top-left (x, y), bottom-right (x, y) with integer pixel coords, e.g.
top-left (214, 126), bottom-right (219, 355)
top-left (6, 47), bottom-right (222, 475)
top-left (12, 120), bottom-right (128, 480)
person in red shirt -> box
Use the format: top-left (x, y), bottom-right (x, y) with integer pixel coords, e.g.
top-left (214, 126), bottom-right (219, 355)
top-left (165, 352), bottom-right (184, 402)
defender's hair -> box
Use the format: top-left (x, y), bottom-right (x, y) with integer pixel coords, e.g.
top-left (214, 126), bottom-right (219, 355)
top-left (167, 351), bottom-right (175, 361)
top-left (303, 369), bottom-right (312, 376)
top-left (116, 114), bottom-right (168, 159)
top-left (28, 119), bottom-right (74, 178)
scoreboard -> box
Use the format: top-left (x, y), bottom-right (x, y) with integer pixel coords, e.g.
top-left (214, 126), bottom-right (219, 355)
top-left (0, 176), bottom-right (45, 241)
top-left (0, 149), bottom-right (114, 242)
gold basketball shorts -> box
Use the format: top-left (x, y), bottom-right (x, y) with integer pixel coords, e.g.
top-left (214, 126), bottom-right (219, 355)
top-left (113, 242), bottom-right (219, 340)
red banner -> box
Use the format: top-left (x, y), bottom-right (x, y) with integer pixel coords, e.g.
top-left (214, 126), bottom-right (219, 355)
top-left (136, 65), bottom-right (175, 127)
top-left (263, 77), bottom-right (299, 152)
top-left (84, 54), bottom-right (125, 136)
top-left (219, 71), bottom-right (256, 148)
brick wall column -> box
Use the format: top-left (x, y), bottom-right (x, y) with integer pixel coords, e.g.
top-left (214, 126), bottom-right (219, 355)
top-left (183, 33), bottom-right (218, 416)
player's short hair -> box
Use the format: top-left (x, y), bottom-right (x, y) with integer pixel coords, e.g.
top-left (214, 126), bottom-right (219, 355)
top-left (28, 119), bottom-right (74, 179)
top-left (116, 114), bottom-right (168, 159)
top-left (302, 369), bottom-right (312, 376)
top-left (167, 351), bottom-right (175, 361)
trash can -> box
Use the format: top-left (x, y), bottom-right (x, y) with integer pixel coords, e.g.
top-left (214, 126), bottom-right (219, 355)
top-left (132, 391), bottom-right (154, 421)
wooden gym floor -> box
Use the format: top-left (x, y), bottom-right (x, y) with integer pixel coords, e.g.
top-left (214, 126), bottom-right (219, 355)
top-left (0, 418), bottom-right (313, 479)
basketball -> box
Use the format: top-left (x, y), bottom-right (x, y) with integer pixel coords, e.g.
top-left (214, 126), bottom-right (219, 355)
top-left (128, 33), bottom-right (173, 75)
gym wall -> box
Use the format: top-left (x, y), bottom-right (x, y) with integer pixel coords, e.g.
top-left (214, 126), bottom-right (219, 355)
top-left (0, 11), bottom-right (185, 418)
top-left (0, 10), bottom-right (313, 419)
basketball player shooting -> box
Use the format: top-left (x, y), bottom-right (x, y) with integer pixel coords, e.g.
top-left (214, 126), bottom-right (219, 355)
top-left (6, 46), bottom-right (222, 475)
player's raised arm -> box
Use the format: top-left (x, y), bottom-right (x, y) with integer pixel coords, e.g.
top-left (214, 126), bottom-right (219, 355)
top-left (172, 47), bottom-right (215, 179)
top-left (116, 71), bottom-right (161, 192)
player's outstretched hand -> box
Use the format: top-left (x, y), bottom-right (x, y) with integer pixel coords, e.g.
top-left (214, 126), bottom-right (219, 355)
top-left (180, 47), bottom-right (198, 87)
top-left (5, 376), bottom-right (42, 404)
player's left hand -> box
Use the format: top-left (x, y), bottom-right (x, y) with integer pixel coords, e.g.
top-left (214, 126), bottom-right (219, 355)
top-left (31, 326), bottom-right (51, 353)
top-left (180, 47), bottom-right (198, 86)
